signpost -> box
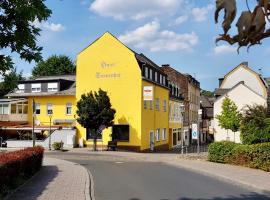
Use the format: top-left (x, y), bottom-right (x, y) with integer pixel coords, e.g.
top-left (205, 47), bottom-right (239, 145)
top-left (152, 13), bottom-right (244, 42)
top-left (192, 123), bottom-right (198, 140)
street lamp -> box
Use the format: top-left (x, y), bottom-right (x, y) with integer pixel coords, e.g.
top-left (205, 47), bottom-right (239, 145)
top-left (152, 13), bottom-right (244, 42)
top-left (180, 103), bottom-right (185, 154)
top-left (48, 110), bottom-right (53, 150)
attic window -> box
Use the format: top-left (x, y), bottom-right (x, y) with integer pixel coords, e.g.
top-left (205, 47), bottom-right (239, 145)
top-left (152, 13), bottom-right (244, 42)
top-left (17, 84), bottom-right (25, 93)
top-left (31, 83), bottom-right (41, 93)
top-left (48, 82), bottom-right (58, 92)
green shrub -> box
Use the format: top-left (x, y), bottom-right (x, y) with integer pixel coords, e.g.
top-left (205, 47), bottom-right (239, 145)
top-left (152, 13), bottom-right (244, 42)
top-left (208, 142), bottom-right (270, 171)
top-left (52, 141), bottom-right (63, 150)
top-left (208, 141), bottom-right (237, 163)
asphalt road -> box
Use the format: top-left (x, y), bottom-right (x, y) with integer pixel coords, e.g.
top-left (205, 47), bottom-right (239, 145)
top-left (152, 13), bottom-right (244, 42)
top-left (46, 151), bottom-right (270, 200)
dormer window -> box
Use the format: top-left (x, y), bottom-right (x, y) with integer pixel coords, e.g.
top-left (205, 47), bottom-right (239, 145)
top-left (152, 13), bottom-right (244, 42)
top-left (48, 82), bottom-right (58, 92)
top-left (17, 84), bottom-right (25, 93)
top-left (31, 83), bottom-right (41, 93)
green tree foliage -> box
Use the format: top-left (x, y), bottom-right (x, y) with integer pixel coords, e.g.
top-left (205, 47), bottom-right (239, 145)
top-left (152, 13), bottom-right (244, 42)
top-left (201, 90), bottom-right (214, 97)
top-left (216, 97), bottom-right (241, 140)
top-left (0, 68), bottom-right (24, 97)
top-left (32, 55), bottom-right (76, 77)
top-left (76, 89), bottom-right (116, 151)
top-left (240, 104), bottom-right (270, 144)
top-left (0, 0), bottom-right (51, 72)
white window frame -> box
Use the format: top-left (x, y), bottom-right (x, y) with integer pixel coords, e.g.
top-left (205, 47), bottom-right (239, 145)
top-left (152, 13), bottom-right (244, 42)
top-left (47, 103), bottom-right (53, 115)
top-left (35, 103), bottom-right (41, 115)
top-left (156, 129), bottom-right (160, 141)
top-left (160, 74), bottom-right (162, 84)
top-left (155, 98), bottom-right (160, 111)
top-left (48, 82), bottom-right (58, 92)
top-left (163, 100), bottom-right (167, 112)
top-left (17, 84), bottom-right (25, 93)
top-left (149, 69), bottom-right (152, 80)
top-left (66, 103), bottom-right (72, 115)
top-left (162, 128), bottom-right (166, 140)
top-left (155, 72), bottom-right (158, 82)
top-left (31, 83), bottom-right (41, 93)
top-left (145, 66), bottom-right (148, 78)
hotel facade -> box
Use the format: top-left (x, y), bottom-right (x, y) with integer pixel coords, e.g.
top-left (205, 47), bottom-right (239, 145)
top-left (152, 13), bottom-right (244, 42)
top-left (1, 32), bottom-right (197, 151)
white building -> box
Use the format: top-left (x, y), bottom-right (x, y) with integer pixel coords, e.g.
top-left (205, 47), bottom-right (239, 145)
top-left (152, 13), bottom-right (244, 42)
top-left (213, 62), bottom-right (268, 143)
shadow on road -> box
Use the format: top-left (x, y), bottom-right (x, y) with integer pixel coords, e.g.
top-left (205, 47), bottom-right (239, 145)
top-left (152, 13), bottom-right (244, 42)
top-left (7, 165), bottom-right (59, 200)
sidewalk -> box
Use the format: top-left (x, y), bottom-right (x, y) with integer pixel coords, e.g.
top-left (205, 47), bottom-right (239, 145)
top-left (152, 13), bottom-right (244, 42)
top-left (7, 157), bottom-right (90, 200)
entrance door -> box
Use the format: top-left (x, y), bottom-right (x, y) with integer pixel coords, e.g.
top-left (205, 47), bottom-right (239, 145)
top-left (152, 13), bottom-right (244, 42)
top-left (173, 132), bottom-right (177, 146)
top-left (149, 131), bottom-right (154, 151)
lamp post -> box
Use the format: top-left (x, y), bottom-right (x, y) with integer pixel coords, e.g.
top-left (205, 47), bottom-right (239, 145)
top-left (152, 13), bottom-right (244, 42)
top-left (180, 103), bottom-right (185, 154)
top-left (197, 108), bottom-right (202, 154)
top-left (48, 110), bottom-right (53, 150)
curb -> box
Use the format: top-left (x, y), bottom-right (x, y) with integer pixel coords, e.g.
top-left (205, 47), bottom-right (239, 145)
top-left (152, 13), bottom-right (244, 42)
top-left (165, 161), bottom-right (270, 196)
top-left (85, 167), bottom-right (95, 200)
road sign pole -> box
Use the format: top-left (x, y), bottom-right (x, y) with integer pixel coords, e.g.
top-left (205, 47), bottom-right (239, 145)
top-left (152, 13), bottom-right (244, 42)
top-left (197, 109), bottom-right (202, 154)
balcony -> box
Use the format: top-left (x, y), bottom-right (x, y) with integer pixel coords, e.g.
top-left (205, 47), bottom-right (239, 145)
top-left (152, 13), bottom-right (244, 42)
top-left (0, 114), bottom-right (28, 122)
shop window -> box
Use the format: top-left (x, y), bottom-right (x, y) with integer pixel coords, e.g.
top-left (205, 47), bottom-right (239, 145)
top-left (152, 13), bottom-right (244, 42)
top-left (143, 100), bottom-right (147, 109)
top-left (156, 129), bottom-right (160, 141)
top-left (162, 128), bottom-right (166, 140)
top-left (86, 129), bottom-right (102, 140)
top-left (163, 100), bottom-right (167, 112)
top-left (31, 83), bottom-right (41, 93)
top-left (66, 103), bottom-right (72, 115)
top-left (47, 103), bottom-right (53, 115)
top-left (155, 98), bottom-right (160, 111)
top-left (112, 125), bottom-right (129, 141)
top-left (48, 82), bottom-right (58, 92)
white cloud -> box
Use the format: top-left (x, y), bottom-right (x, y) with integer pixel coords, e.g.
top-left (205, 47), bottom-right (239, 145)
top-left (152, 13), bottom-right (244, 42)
top-left (119, 21), bottom-right (198, 52)
top-left (172, 15), bottom-right (188, 26)
top-left (32, 19), bottom-right (65, 32)
top-left (191, 4), bottom-right (214, 22)
top-left (90, 0), bottom-right (182, 20)
top-left (214, 45), bottom-right (236, 55)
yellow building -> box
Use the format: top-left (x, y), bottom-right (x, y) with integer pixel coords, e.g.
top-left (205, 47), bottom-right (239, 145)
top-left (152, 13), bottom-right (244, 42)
top-left (77, 32), bottom-right (170, 151)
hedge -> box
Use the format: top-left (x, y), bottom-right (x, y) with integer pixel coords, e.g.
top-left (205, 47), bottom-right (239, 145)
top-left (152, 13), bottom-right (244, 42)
top-left (208, 142), bottom-right (270, 172)
top-left (0, 146), bottom-right (44, 194)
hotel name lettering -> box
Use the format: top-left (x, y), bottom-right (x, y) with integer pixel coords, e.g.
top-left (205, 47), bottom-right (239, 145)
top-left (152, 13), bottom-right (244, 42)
top-left (96, 61), bottom-right (121, 79)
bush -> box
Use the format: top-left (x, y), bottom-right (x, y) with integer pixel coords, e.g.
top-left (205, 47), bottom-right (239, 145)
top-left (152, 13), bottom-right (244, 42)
top-left (0, 146), bottom-right (44, 194)
top-left (208, 141), bottom-right (237, 163)
top-left (52, 141), bottom-right (63, 150)
top-left (208, 142), bottom-right (270, 171)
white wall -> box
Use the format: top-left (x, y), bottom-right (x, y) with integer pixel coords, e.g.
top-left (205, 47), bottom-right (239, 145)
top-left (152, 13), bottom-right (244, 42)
top-left (214, 83), bottom-right (267, 143)
top-left (221, 66), bottom-right (266, 97)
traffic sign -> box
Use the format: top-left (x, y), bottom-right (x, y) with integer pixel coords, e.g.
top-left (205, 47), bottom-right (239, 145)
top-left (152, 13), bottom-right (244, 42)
top-left (192, 123), bottom-right (198, 139)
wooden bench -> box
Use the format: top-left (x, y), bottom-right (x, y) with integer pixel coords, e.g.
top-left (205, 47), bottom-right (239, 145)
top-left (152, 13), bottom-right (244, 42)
top-left (107, 141), bottom-right (117, 151)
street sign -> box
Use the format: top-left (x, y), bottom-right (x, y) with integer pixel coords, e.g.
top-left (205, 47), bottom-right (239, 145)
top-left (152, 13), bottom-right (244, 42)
top-left (192, 123), bottom-right (198, 139)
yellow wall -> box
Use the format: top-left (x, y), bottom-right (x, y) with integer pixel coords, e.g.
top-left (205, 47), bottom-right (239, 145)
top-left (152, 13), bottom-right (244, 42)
top-left (27, 96), bottom-right (76, 126)
top-left (141, 80), bottom-right (169, 150)
top-left (76, 32), bottom-right (142, 148)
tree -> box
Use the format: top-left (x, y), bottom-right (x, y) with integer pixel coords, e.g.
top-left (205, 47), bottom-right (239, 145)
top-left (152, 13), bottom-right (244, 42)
top-left (240, 104), bottom-right (270, 144)
top-left (214, 0), bottom-right (270, 51)
top-left (76, 89), bottom-right (116, 151)
top-left (216, 97), bottom-right (241, 141)
top-left (201, 90), bottom-right (214, 97)
top-left (0, 0), bottom-right (51, 73)
top-left (32, 55), bottom-right (76, 77)
top-left (0, 68), bottom-right (24, 97)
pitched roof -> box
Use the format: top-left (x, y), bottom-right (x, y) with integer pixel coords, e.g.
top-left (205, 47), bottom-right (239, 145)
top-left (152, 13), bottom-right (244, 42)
top-left (200, 95), bottom-right (213, 108)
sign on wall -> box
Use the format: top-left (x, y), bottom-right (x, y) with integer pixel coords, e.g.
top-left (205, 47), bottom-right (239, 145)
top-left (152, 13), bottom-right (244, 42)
top-left (143, 86), bottom-right (153, 101)
top-left (192, 123), bottom-right (198, 140)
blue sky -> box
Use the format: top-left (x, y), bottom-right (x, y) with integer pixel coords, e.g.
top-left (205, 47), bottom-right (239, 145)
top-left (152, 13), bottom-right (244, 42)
top-left (11, 0), bottom-right (270, 91)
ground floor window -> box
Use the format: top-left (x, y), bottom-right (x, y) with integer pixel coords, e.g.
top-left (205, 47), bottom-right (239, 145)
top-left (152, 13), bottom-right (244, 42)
top-left (112, 124), bottom-right (129, 141)
top-left (156, 128), bottom-right (160, 141)
top-left (86, 129), bottom-right (102, 140)
top-left (162, 128), bottom-right (166, 140)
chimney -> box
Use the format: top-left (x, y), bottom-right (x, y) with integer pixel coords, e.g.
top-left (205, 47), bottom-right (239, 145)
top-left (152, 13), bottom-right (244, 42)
top-left (162, 64), bottom-right (170, 68)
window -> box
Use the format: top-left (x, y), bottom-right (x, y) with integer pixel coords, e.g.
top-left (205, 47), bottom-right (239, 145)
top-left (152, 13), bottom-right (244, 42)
top-left (48, 82), bottom-right (58, 92)
top-left (66, 103), bottom-right (72, 115)
top-left (163, 76), bottom-right (166, 85)
top-left (156, 129), bottom-right (160, 141)
top-left (143, 100), bottom-right (147, 109)
top-left (160, 74), bottom-right (162, 84)
top-left (162, 128), bottom-right (167, 140)
top-left (177, 129), bottom-right (181, 141)
top-left (47, 103), bottom-right (53, 115)
top-left (86, 128), bottom-right (102, 140)
top-left (35, 103), bottom-right (40, 114)
top-left (149, 100), bottom-right (153, 110)
top-left (11, 104), bottom-right (16, 114)
top-left (31, 83), bottom-right (41, 92)
top-left (145, 66), bottom-right (148, 78)
top-left (112, 125), bottom-right (129, 141)
top-left (163, 100), bottom-right (167, 112)
top-left (155, 98), bottom-right (160, 111)
top-left (17, 84), bottom-right (25, 93)
top-left (149, 69), bottom-right (152, 80)
top-left (23, 104), bottom-right (28, 114)
top-left (0, 104), bottom-right (9, 115)
top-left (17, 104), bottom-right (23, 114)
top-left (155, 72), bottom-right (158, 82)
